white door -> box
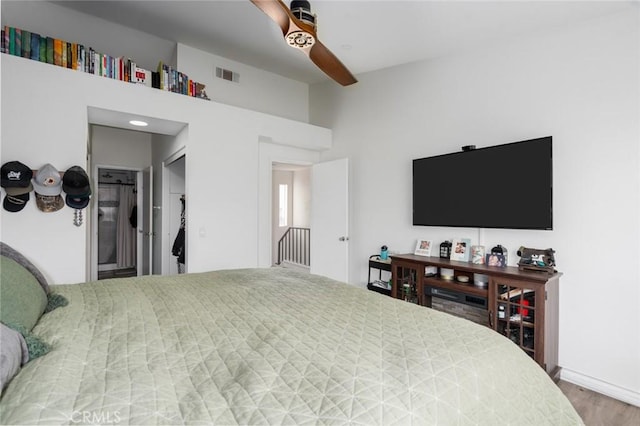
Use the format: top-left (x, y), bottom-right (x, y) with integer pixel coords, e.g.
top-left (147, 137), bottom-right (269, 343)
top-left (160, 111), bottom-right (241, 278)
top-left (310, 158), bottom-right (349, 282)
top-left (138, 166), bottom-right (153, 275)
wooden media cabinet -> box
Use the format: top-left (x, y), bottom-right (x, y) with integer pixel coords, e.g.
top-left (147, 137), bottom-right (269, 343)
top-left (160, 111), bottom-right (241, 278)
top-left (390, 253), bottom-right (562, 375)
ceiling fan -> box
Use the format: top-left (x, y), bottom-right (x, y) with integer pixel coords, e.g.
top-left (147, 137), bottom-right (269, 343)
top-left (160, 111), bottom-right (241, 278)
top-left (250, 0), bottom-right (357, 86)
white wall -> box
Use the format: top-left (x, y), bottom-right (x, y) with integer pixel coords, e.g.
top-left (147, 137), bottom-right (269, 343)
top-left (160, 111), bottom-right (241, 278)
top-left (1, 54), bottom-right (330, 284)
top-left (310, 10), bottom-right (639, 406)
top-left (293, 168), bottom-right (311, 228)
top-left (177, 44), bottom-right (309, 122)
top-left (91, 126), bottom-right (152, 168)
top-left (1, 1), bottom-right (309, 121)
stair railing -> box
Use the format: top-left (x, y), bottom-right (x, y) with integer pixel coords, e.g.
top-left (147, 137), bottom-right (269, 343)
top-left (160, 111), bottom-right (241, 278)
top-left (277, 227), bottom-right (310, 267)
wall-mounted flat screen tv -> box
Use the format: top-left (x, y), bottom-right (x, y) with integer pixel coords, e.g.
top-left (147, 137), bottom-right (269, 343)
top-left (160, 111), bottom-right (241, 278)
top-left (413, 136), bottom-right (552, 230)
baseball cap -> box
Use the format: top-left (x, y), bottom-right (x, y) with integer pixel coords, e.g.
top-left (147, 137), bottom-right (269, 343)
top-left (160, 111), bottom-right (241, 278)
top-left (5, 182), bottom-right (33, 196)
top-left (35, 193), bottom-right (64, 212)
top-left (65, 194), bottom-right (90, 209)
top-left (3, 193), bottom-right (29, 212)
top-left (1, 161), bottom-right (33, 188)
top-left (32, 164), bottom-right (62, 196)
top-left (62, 166), bottom-right (92, 196)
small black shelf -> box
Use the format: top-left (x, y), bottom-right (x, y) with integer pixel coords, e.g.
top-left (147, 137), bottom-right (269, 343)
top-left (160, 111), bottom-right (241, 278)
top-left (367, 255), bottom-right (392, 296)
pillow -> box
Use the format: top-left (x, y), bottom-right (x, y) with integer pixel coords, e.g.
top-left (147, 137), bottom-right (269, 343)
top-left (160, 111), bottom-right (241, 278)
top-left (0, 242), bottom-right (49, 294)
top-left (2, 322), bottom-right (51, 360)
top-left (0, 322), bottom-right (29, 390)
top-left (0, 256), bottom-right (48, 331)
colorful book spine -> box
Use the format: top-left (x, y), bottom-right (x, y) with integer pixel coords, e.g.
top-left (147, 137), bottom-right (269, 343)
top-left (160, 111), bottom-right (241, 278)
top-left (62, 40), bottom-right (68, 68)
top-left (71, 43), bottom-right (77, 70)
top-left (39, 35), bottom-right (46, 62)
top-left (14, 28), bottom-right (21, 56)
top-left (66, 42), bottom-right (72, 68)
top-left (46, 37), bottom-right (54, 64)
top-left (53, 38), bottom-right (62, 65)
top-left (21, 30), bottom-right (31, 58)
top-left (30, 32), bottom-right (39, 60)
top-left (8, 27), bottom-right (15, 55)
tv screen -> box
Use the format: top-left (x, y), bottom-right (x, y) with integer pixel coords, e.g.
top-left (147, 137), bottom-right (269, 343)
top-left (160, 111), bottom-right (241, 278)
top-left (413, 136), bottom-right (552, 230)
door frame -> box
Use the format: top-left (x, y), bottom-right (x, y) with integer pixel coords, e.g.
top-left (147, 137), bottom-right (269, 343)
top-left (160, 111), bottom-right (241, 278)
top-left (258, 141), bottom-right (320, 268)
top-left (90, 164), bottom-right (145, 280)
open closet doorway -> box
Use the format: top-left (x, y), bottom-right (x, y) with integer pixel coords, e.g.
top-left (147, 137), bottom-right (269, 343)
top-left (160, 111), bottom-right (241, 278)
top-left (95, 167), bottom-right (139, 279)
top-left (163, 153), bottom-right (186, 275)
top-left (271, 162), bottom-right (311, 270)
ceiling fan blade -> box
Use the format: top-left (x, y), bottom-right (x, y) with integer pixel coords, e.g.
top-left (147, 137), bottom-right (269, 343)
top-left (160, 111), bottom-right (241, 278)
top-left (251, 0), bottom-right (357, 86)
top-left (309, 40), bottom-right (358, 86)
top-left (250, 0), bottom-right (291, 35)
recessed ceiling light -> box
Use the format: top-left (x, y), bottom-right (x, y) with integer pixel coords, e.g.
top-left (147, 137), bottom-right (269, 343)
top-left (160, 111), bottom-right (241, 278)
top-left (129, 120), bottom-right (148, 127)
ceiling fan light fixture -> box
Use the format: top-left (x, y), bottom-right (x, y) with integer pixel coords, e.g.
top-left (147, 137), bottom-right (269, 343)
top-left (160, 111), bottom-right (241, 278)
top-left (286, 31), bottom-right (315, 49)
top-left (289, 0), bottom-right (316, 29)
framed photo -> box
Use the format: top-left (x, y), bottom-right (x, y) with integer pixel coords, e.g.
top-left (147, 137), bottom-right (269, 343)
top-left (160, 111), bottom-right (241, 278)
top-left (486, 253), bottom-right (507, 267)
top-left (450, 238), bottom-right (471, 262)
top-left (414, 239), bottom-right (433, 257)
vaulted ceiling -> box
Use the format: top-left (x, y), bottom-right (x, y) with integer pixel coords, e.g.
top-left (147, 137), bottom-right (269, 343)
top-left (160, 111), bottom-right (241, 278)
top-left (52, 1), bottom-right (636, 85)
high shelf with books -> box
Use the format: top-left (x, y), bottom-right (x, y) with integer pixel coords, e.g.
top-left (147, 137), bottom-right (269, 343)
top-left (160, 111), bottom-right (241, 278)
top-left (1, 25), bottom-right (209, 100)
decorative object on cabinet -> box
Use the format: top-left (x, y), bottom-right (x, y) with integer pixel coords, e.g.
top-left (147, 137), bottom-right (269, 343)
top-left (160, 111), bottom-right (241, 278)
top-left (490, 244), bottom-right (508, 261)
top-left (379, 245), bottom-right (388, 260)
top-left (414, 239), bottom-right (432, 257)
top-left (486, 253), bottom-right (507, 267)
top-left (471, 245), bottom-right (485, 264)
top-left (450, 238), bottom-right (471, 262)
top-left (439, 240), bottom-right (452, 259)
top-left (517, 246), bottom-right (556, 273)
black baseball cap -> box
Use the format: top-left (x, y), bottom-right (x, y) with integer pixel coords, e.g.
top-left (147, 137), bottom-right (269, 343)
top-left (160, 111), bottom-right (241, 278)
top-left (65, 194), bottom-right (90, 209)
top-left (3, 192), bottom-right (29, 212)
top-left (62, 166), bottom-right (91, 196)
top-left (1, 161), bottom-right (33, 188)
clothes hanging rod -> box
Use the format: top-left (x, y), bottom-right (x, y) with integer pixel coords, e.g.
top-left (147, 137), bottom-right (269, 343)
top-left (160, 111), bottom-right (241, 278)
top-left (97, 182), bottom-right (136, 186)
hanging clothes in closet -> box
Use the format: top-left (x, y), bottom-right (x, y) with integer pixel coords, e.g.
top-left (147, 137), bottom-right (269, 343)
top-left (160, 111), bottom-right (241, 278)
top-left (172, 195), bottom-right (186, 273)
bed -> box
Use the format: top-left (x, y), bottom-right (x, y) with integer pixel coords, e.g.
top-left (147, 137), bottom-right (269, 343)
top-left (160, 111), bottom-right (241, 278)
top-left (0, 251), bottom-right (582, 425)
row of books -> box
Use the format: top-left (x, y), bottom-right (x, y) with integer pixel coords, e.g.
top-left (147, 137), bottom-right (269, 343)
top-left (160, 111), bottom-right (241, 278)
top-left (1, 25), bottom-right (209, 99)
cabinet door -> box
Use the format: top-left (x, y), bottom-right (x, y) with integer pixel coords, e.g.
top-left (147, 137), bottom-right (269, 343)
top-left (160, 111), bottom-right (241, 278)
top-left (391, 261), bottom-right (422, 305)
top-left (490, 278), bottom-right (544, 365)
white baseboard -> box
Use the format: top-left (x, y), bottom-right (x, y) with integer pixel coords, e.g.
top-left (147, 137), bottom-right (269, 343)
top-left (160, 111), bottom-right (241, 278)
top-left (560, 368), bottom-right (640, 408)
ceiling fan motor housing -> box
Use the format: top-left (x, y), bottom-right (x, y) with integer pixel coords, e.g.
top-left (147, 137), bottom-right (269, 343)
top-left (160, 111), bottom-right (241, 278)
top-left (290, 1), bottom-right (316, 29)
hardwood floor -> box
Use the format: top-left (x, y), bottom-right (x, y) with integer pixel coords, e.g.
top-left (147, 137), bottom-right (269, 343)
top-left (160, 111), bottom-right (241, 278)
top-left (558, 380), bottom-right (640, 426)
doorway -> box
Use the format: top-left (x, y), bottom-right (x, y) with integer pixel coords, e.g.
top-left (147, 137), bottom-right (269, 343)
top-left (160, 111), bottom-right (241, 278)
top-left (96, 167), bottom-right (138, 279)
top-left (271, 162), bottom-right (311, 268)
top-left (163, 153), bottom-right (186, 275)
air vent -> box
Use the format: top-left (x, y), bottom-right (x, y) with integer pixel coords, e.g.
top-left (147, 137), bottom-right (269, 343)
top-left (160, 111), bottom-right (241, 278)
top-left (215, 67), bottom-right (239, 83)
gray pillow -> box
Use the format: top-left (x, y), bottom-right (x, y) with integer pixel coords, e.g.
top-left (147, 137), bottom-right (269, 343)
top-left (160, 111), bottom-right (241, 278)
top-left (0, 322), bottom-right (29, 391)
top-left (0, 242), bottom-right (49, 294)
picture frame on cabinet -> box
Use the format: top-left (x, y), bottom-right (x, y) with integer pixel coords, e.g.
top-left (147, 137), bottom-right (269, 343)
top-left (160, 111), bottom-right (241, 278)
top-left (450, 238), bottom-right (471, 262)
top-left (414, 239), bottom-right (433, 257)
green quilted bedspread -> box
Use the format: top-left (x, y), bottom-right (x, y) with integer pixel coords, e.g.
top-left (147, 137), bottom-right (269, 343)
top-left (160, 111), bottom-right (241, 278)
top-left (0, 268), bottom-right (582, 425)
